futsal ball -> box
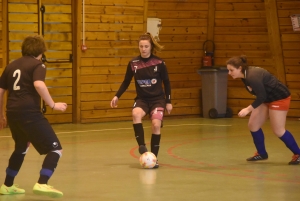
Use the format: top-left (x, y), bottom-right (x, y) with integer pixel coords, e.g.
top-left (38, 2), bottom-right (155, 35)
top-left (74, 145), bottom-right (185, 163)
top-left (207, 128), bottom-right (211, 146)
top-left (139, 152), bottom-right (157, 169)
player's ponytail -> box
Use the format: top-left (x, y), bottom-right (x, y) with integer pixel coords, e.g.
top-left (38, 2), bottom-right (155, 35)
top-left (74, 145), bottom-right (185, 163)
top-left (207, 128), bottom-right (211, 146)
top-left (226, 55), bottom-right (249, 74)
top-left (139, 32), bottom-right (164, 54)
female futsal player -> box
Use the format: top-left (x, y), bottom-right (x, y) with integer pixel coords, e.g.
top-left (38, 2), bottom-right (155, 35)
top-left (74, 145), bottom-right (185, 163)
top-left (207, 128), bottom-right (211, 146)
top-left (0, 35), bottom-right (67, 197)
top-left (110, 32), bottom-right (172, 168)
top-left (226, 55), bottom-right (300, 165)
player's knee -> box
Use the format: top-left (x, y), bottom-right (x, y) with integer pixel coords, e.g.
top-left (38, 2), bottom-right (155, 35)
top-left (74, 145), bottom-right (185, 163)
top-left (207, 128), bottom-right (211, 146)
top-left (22, 147), bottom-right (29, 154)
top-left (132, 110), bottom-right (143, 120)
top-left (272, 129), bottom-right (285, 137)
top-left (150, 107), bottom-right (164, 121)
top-left (15, 142), bottom-right (30, 155)
top-left (151, 121), bottom-right (161, 131)
top-left (42, 150), bottom-right (62, 173)
top-left (52, 149), bottom-right (63, 157)
top-left (247, 121), bottom-right (258, 131)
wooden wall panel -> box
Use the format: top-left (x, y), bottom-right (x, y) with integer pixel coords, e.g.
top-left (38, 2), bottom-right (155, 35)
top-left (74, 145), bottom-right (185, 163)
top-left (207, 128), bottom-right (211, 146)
top-left (214, 0), bottom-right (271, 117)
top-left (147, 0), bottom-right (206, 119)
top-left (2, 0), bottom-right (299, 124)
top-left (277, 0), bottom-right (300, 118)
top-left (79, 0), bottom-right (147, 123)
top-left (41, 0), bottom-right (72, 124)
top-left (214, 0), bottom-right (299, 119)
top-left (7, 0), bottom-right (73, 124)
top-left (214, 0), bottom-right (300, 118)
top-left (80, 88), bottom-right (201, 123)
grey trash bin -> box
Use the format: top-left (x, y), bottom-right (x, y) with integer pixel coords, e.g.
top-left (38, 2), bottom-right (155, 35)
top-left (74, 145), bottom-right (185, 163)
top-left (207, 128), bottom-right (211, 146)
top-left (197, 67), bottom-right (232, 118)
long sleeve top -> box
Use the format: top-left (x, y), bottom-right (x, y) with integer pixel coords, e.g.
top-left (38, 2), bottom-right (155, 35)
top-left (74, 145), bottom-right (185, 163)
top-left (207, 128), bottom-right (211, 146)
top-left (241, 66), bottom-right (290, 108)
top-left (115, 54), bottom-right (171, 103)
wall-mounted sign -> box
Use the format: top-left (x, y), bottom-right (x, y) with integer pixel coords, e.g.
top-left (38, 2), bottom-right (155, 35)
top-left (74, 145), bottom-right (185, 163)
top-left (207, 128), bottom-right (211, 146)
top-left (147, 18), bottom-right (162, 41)
top-left (290, 14), bottom-right (300, 31)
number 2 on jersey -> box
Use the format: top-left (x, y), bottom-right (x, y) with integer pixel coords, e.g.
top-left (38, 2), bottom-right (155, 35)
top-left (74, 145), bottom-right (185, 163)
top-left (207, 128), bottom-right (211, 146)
top-left (13, 69), bottom-right (21, 90)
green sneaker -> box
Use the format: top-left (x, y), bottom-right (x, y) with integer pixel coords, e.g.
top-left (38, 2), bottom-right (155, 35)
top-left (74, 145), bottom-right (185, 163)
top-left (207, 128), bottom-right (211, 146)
top-left (0, 184), bottom-right (25, 195)
top-left (33, 183), bottom-right (63, 198)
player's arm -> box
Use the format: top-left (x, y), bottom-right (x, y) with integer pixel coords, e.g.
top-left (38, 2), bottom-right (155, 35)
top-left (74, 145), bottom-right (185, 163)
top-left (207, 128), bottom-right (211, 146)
top-left (34, 81), bottom-right (67, 112)
top-left (111, 63), bottom-right (133, 108)
top-left (161, 62), bottom-right (172, 114)
top-left (238, 104), bottom-right (254, 117)
top-left (115, 63), bottom-right (133, 98)
top-left (163, 78), bottom-right (173, 114)
top-left (248, 76), bottom-right (267, 109)
top-left (0, 88), bottom-right (7, 129)
top-left (163, 79), bottom-right (171, 103)
top-left (238, 76), bottom-right (265, 117)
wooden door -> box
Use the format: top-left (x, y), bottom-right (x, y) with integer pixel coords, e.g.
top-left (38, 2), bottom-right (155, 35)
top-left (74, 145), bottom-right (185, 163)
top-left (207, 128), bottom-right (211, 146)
top-left (8, 0), bottom-right (73, 123)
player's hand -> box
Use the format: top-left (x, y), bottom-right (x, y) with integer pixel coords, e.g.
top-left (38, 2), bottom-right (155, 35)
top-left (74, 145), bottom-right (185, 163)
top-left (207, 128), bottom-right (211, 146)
top-left (238, 108), bottom-right (250, 117)
top-left (53, 102), bottom-right (67, 112)
top-left (0, 115), bottom-right (7, 130)
top-left (166, 103), bottom-right (172, 114)
top-left (110, 96), bottom-right (119, 108)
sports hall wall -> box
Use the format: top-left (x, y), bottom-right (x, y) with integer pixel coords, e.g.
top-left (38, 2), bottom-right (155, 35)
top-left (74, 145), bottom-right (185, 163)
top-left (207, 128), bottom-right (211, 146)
top-left (0, 0), bottom-right (299, 124)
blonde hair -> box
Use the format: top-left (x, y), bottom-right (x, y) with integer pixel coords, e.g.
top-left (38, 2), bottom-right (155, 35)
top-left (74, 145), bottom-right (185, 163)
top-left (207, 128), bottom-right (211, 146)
top-left (139, 32), bottom-right (164, 54)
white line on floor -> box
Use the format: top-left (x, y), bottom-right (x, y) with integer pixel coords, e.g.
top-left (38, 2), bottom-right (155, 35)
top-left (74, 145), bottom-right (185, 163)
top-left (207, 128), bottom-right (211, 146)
top-left (0, 123), bottom-right (232, 138)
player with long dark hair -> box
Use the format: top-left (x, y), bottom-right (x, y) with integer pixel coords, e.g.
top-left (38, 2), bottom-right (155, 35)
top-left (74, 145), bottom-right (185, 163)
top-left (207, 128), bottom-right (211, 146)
top-left (226, 55), bottom-right (300, 165)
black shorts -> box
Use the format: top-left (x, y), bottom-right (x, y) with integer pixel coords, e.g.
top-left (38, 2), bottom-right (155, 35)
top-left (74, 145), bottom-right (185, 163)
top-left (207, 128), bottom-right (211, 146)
top-left (6, 111), bottom-right (62, 155)
top-left (133, 98), bottom-right (166, 120)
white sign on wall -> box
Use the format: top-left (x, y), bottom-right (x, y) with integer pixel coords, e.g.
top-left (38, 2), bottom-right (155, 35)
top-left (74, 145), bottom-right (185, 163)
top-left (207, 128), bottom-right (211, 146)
top-left (147, 18), bottom-right (162, 41)
top-left (290, 14), bottom-right (300, 31)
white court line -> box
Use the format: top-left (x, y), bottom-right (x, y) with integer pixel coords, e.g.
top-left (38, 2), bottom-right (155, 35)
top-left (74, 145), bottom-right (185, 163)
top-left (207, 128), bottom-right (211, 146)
top-left (56, 123), bottom-right (231, 134)
top-left (164, 124), bottom-right (231, 127)
top-left (0, 123), bottom-right (232, 137)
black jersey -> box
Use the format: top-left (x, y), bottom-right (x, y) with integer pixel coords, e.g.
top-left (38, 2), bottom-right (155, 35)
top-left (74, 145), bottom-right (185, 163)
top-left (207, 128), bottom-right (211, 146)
top-left (115, 54), bottom-right (171, 103)
top-left (241, 66), bottom-right (290, 108)
top-left (0, 56), bottom-right (46, 112)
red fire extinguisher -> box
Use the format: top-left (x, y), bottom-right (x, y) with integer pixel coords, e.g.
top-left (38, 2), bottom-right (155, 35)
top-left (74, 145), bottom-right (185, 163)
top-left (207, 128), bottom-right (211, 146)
top-left (202, 40), bottom-right (215, 67)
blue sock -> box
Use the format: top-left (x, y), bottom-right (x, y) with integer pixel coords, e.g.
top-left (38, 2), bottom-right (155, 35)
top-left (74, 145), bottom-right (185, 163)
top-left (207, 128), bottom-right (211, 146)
top-left (38, 152), bottom-right (60, 184)
top-left (250, 128), bottom-right (267, 155)
top-left (279, 130), bottom-right (300, 154)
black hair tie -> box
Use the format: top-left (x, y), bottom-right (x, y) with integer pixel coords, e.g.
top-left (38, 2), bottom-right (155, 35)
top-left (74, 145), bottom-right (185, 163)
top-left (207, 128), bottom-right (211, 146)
top-left (241, 57), bottom-right (245, 63)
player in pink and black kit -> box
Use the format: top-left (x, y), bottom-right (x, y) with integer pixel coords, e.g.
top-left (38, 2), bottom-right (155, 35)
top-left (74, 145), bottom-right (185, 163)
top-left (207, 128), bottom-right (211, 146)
top-left (0, 35), bottom-right (67, 197)
top-left (227, 55), bottom-right (300, 165)
top-left (110, 33), bottom-right (172, 168)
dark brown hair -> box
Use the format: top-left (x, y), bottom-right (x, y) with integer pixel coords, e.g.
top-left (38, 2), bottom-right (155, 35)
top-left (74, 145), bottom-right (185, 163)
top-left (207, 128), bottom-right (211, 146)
top-left (226, 55), bottom-right (248, 74)
top-left (139, 32), bottom-right (164, 54)
top-left (21, 35), bottom-right (47, 57)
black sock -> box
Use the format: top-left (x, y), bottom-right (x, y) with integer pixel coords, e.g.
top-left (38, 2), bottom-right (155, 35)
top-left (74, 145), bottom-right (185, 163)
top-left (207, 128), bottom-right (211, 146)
top-left (38, 152), bottom-right (60, 184)
top-left (133, 123), bottom-right (145, 146)
top-left (4, 151), bottom-right (26, 186)
top-left (38, 175), bottom-right (49, 184)
top-left (151, 134), bottom-right (161, 157)
top-left (4, 175), bottom-right (14, 187)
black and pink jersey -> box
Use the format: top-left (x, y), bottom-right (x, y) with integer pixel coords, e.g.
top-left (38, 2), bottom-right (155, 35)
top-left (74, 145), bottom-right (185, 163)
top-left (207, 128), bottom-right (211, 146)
top-left (115, 54), bottom-right (171, 103)
top-left (0, 56), bottom-right (46, 112)
top-left (241, 66), bottom-right (290, 108)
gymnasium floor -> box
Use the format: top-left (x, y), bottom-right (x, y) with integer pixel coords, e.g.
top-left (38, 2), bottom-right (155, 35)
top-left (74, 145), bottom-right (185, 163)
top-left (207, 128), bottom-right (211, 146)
top-left (0, 117), bottom-right (300, 201)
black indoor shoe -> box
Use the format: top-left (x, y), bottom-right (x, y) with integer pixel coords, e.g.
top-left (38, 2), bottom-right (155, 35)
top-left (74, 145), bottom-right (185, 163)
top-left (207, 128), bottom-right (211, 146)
top-left (139, 145), bottom-right (148, 154)
top-left (288, 154), bottom-right (300, 165)
top-left (246, 152), bottom-right (268, 161)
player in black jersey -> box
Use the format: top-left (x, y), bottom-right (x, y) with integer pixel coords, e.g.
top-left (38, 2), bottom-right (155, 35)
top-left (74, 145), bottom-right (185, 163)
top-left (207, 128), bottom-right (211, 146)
top-left (227, 55), bottom-right (300, 165)
top-left (0, 35), bottom-right (67, 197)
top-left (110, 33), bottom-right (172, 168)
